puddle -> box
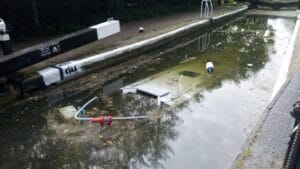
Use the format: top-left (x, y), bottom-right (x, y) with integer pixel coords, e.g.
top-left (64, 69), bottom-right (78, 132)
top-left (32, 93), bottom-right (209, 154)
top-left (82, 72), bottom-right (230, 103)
top-left (0, 15), bottom-right (296, 169)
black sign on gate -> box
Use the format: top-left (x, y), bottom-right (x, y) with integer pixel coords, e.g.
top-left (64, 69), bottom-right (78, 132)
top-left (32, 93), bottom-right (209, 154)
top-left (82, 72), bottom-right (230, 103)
top-left (40, 43), bottom-right (61, 58)
top-left (64, 65), bottom-right (78, 75)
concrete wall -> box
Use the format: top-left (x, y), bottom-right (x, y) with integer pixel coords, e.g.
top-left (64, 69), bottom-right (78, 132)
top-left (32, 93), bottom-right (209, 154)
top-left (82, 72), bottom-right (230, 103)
top-left (22, 6), bottom-right (249, 93)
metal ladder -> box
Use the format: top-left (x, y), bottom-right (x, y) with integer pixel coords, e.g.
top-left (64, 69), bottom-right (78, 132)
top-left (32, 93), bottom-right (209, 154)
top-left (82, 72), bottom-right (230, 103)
top-left (200, 0), bottom-right (213, 19)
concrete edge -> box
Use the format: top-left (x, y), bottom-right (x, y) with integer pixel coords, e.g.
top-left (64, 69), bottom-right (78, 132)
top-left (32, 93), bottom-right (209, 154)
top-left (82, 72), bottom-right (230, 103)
top-left (230, 13), bottom-right (300, 169)
top-left (270, 14), bottom-right (300, 101)
top-left (230, 79), bottom-right (292, 169)
top-left (245, 11), bottom-right (299, 19)
top-left (22, 6), bottom-right (249, 92)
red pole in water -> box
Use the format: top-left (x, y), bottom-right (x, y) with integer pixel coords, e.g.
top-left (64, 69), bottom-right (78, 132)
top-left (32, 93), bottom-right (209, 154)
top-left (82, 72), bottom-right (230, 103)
top-left (74, 97), bottom-right (148, 127)
top-left (89, 115), bottom-right (148, 127)
top-left (90, 116), bottom-right (113, 127)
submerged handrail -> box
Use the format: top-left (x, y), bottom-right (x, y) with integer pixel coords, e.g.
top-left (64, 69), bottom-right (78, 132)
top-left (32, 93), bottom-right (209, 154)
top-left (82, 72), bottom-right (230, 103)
top-left (74, 96), bottom-right (98, 121)
top-left (74, 96), bottom-right (148, 126)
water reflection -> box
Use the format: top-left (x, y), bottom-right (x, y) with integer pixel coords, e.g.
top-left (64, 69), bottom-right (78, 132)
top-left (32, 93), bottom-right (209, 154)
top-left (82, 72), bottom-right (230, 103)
top-left (198, 32), bottom-right (211, 52)
top-left (47, 87), bottom-right (85, 105)
top-left (103, 79), bottom-right (124, 96)
top-left (0, 15), bottom-right (296, 169)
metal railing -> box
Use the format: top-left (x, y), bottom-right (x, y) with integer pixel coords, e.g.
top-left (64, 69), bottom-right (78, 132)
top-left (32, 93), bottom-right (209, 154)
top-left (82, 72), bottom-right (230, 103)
top-left (200, 0), bottom-right (213, 19)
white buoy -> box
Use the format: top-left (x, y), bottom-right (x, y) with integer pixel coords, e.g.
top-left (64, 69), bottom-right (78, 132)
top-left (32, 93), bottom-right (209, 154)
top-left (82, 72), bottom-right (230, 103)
top-left (263, 30), bottom-right (271, 38)
top-left (206, 62), bottom-right (214, 74)
top-left (139, 27), bottom-right (144, 33)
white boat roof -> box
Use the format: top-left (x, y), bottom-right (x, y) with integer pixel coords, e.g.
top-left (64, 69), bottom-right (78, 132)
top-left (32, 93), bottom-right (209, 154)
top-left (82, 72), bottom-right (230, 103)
top-left (136, 84), bottom-right (170, 97)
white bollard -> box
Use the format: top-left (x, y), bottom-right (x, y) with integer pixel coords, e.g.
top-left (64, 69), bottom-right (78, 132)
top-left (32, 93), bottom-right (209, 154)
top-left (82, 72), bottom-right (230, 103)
top-left (206, 62), bottom-right (214, 74)
top-left (139, 27), bottom-right (144, 33)
top-left (0, 18), bottom-right (6, 33)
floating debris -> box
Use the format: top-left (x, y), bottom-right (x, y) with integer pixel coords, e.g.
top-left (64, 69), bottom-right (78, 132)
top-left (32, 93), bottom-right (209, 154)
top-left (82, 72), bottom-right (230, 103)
top-left (59, 106), bottom-right (77, 119)
top-left (146, 68), bottom-right (156, 72)
top-left (263, 38), bottom-right (269, 43)
top-left (63, 129), bottom-right (70, 134)
top-left (239, 47), bottom-right (249, 53)
top-left (247, 63), bottom-right (253, 67)
top-left (180, 57), bottom-right (196, 64)
top-left (263, 30), bottom-right (271, 38)
top-left (215, 42), bottom-right (222, 48)
top-left (226, 36), bottom-right (233, 43)
top-left (232, 25), bottom-right (238, 32)
top-left (206, 62), bottom-right (214, 74)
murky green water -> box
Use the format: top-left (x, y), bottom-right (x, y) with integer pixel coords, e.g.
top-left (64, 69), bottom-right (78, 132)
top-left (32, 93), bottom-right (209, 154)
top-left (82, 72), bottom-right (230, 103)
top-left (0, 15), bottom-right (296, 169)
